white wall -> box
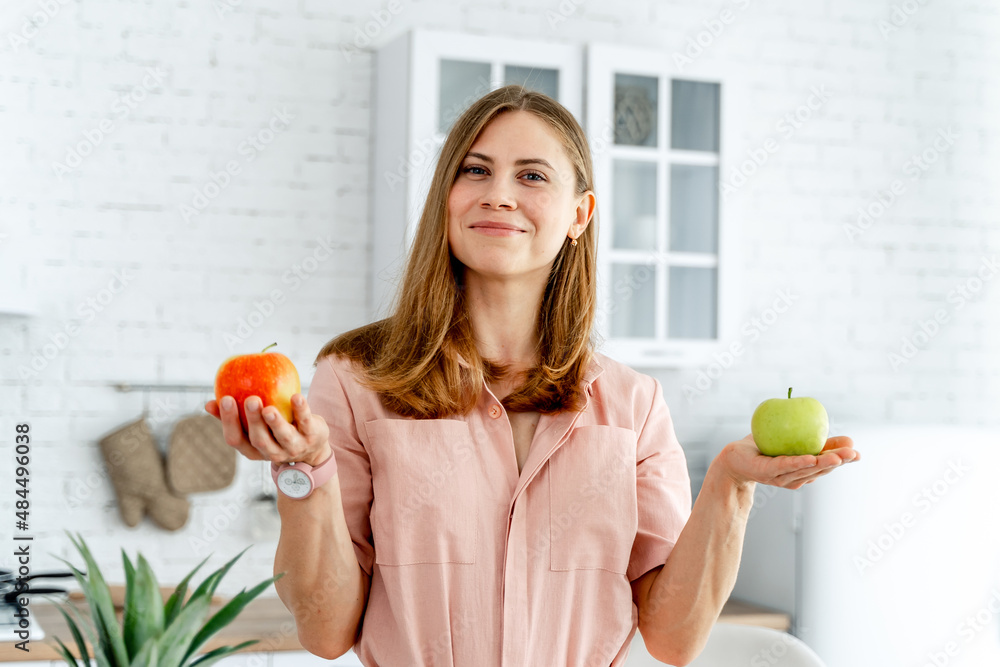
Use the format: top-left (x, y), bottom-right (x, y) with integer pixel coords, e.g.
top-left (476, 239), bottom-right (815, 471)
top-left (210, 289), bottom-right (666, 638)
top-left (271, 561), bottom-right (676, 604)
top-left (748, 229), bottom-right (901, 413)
top-left (0, 0), bottom-right (996, 598)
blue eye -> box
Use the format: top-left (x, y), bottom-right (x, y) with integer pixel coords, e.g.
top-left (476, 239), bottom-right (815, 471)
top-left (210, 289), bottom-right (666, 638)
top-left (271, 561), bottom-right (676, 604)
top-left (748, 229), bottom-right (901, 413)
top-left (459, 166), bottom-right (546, 182)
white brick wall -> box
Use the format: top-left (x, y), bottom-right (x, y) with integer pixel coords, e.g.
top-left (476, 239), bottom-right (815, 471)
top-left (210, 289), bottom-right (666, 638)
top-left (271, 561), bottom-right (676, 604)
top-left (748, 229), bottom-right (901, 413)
top-left (0, 0), bottom-right (996, 608)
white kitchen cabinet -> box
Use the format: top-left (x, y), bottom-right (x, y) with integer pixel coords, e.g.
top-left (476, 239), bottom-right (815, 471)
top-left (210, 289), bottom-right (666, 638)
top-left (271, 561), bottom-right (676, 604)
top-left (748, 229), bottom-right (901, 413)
top-left (586, 43), bottom-right (745, 368)
top-left (371, 32), bottom-right (745, 369)
top-left (371, 28), bottom-right (582, 318)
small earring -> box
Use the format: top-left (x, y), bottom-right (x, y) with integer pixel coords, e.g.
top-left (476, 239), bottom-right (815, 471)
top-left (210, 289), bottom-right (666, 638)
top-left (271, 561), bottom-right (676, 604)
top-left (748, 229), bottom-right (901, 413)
top-left (570, 237), bottom-right (578, 247)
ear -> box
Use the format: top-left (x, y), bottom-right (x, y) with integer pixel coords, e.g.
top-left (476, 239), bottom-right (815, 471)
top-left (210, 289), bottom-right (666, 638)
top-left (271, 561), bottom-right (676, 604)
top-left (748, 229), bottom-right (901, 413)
top-left (570, 190), bottom-right (596, 240)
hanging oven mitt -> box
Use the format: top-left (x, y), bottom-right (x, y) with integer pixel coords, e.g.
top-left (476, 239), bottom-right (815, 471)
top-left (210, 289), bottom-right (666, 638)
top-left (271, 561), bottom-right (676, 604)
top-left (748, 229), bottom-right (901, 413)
top-left (165, 414), bottom-right (236, 495)
top-left (98, 417), bottom-right (190, 531)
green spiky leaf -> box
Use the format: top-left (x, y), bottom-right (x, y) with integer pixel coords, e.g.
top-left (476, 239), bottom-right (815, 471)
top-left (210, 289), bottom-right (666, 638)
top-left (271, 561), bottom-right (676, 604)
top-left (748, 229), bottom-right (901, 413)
top-left (182, 547), bottom-right (250, 611)
top-left (53, 534), bottom-right (274, 667)
top-left (156, 594), bottom-right (211, 667)
top-left (52, 636), bottom-right (82, 667)
top-left (52, 600), bottom-right (91, 664)
top-left (128, 638), bottom-right (159, 667)
top-left (185, 640), bottom-right (259, 667)
top-left (163, 554), bottom-right (211, 627)
top-left (182, 573), bottom-right (282, 665)
top-left (55, 533), bottom-right (128, 667)
top-left (123, 553), bottom-right (164, 657)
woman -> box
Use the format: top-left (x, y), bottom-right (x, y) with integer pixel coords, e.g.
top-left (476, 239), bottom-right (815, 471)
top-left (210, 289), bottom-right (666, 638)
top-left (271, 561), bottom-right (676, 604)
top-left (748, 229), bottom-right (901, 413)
top-left (206, 85), bottom-right (859, 666)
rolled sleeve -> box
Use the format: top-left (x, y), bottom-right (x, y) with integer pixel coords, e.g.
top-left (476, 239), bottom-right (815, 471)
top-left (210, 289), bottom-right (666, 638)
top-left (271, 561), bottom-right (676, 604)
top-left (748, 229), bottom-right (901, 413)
top-left (307, 354), bottom-right (376, 576)
top-left (627, 376), bottom-right (692, 583)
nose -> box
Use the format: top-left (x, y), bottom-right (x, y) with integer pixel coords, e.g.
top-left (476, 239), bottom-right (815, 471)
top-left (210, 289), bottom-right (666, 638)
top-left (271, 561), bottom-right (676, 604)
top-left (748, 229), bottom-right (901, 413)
top-left (479, 176), bottom-right (516, 210)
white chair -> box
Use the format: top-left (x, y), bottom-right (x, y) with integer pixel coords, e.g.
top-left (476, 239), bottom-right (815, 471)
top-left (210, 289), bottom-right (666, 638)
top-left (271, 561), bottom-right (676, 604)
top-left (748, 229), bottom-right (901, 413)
top-left (685, 622), bottom-right (826, 667)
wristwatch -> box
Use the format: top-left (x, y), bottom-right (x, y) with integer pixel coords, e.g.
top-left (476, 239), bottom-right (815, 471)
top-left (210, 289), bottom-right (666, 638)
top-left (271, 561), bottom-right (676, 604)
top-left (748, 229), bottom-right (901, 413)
top-left (270, 451), bottom-right (338, 499)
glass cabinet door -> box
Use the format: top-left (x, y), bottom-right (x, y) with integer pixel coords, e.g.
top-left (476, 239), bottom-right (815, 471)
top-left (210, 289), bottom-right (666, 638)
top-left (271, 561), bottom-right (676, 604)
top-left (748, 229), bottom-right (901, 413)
top-left (439, 59), bottom-right (492, 134)
top-left (614, 73), bottom-right (659, 148)
top-left (670, 163), bottom-right (718, 254)
top-left (589, 43), bottom-right (727, 366)
top-left (504, 65), bottom-right (559, 100)
top-left (438, 61), bottom-right (561, 136)
top-left (612, 159), bottom-right (658, 250)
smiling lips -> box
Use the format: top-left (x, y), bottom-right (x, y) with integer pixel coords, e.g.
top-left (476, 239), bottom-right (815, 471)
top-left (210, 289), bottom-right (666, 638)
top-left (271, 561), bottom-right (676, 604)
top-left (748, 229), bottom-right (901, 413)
top-left (470, 221), bottom-right (525, 236)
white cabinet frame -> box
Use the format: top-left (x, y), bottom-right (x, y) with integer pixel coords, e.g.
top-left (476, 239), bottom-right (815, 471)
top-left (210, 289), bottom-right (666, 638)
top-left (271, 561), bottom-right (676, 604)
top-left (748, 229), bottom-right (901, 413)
top-left (586, 43), bottom-right (744, 368)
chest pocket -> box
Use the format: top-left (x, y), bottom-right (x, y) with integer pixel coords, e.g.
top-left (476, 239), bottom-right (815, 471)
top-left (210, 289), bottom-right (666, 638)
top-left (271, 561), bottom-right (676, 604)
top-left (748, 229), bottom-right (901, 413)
top-left (548, 425), bottom-right (638, 574)
top-left (365, 418), bottom-right (478, 566)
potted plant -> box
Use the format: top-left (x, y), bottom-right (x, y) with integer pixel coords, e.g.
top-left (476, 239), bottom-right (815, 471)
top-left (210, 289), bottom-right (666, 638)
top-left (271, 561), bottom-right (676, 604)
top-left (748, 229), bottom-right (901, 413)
top-left (50, 531), bottom-right (284, 667)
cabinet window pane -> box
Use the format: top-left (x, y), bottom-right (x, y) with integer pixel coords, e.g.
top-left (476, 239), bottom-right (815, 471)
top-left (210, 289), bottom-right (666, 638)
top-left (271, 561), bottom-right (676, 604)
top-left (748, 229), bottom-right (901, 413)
top-left (504, 66), bottom-right (559, 100)
top-left (614, 73), bottom-right (658, 147)
top-left (440, 60), bottom-right (492, 134)
top-left (668, 266), bottom-right (717, 339)
top-left (669, 164), bottom-right (718, 253)
top-left (671, 80), bottom-right (720, 151)
top-left (610, 263), bottom-right (656, 338)
top-left (613, 160), bottom-right (657, 250)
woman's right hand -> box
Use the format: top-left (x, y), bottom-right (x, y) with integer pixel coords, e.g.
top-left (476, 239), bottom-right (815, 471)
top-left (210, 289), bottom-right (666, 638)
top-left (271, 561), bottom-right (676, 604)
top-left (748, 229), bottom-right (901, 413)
top-left (205, 393), bottom-right (332, 467)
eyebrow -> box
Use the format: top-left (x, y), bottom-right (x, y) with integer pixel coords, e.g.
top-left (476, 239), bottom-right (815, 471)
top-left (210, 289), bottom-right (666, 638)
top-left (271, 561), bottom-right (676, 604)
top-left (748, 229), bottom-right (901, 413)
top-left (463, 152), bottom-right (556, 171)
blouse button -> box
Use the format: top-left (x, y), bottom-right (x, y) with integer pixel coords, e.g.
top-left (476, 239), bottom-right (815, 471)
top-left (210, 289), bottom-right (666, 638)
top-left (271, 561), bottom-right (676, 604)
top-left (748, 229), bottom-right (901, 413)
top-left (489, 404), bottom-right (502, 419)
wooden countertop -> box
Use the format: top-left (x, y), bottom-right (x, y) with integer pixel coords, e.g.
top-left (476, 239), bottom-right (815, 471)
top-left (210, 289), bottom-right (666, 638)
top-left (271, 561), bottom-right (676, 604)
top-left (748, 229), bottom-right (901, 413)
top-left (0, 596), bottom-right (789, 662)
top-left (717, 598), bottom-right (791, 631)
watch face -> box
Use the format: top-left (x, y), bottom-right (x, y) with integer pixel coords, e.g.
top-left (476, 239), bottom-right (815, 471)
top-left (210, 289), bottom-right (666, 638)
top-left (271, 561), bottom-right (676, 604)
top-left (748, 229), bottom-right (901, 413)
top-left (277, 468), bottom-right (312, 499)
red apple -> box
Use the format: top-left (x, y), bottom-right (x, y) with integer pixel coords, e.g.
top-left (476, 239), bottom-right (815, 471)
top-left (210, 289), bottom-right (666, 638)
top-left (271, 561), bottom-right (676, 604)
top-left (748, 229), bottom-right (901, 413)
top-left (214, 342), bottom-right (301, 432)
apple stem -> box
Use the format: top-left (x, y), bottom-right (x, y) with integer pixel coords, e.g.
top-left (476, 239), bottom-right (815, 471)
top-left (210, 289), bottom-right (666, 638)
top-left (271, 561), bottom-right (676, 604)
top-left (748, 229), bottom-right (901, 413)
top-left (788, 387), bottom-right (792, 399)
top-left (262, 342), bottom-right (278, 353)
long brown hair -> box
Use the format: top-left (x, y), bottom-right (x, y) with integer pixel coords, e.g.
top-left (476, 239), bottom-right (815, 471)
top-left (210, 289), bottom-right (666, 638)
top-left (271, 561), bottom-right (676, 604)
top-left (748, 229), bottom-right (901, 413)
top-left (315, 84), bottom-right (601, 419)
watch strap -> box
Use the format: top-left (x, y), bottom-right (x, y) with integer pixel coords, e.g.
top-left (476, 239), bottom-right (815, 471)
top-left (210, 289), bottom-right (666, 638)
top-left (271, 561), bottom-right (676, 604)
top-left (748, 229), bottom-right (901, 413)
top-left (271, 450), bottom-right (338, 497)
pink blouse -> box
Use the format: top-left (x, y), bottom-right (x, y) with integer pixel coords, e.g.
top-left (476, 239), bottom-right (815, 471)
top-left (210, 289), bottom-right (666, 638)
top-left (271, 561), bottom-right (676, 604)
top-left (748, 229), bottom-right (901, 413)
top-left (306, 350), bottom-right (692, 666)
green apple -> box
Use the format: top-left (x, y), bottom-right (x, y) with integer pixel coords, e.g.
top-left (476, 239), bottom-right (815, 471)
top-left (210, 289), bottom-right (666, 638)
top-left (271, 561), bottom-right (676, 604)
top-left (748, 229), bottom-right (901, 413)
top-left (751, 387), bottom-right (829, 456)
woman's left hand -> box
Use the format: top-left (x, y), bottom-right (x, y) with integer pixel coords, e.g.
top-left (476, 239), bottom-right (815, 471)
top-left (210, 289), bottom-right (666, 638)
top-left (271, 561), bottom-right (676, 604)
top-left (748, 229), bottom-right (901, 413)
top-left (717, 435), bottom-right (859, 490)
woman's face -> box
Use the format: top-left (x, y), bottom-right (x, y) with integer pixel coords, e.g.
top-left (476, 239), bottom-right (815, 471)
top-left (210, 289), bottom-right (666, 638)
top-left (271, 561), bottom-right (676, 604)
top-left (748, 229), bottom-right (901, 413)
top-left (447, 110), bottom-right (594, 287)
